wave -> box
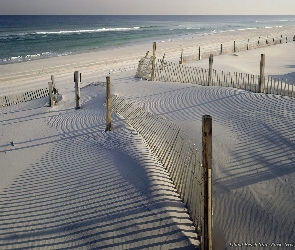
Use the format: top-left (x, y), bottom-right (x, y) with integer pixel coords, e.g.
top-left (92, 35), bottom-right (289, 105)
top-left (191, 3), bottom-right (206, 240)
top-left (35, 27), bottom-right (141, 35)
top-left (0, 51), bottom-right (71, 64)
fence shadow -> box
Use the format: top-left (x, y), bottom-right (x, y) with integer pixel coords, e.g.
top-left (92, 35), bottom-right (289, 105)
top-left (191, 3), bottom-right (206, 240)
top-left (0, 86), bottom-right (198, 249)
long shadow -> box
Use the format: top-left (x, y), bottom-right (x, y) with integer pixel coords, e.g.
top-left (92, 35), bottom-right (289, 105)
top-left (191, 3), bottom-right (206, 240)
top-left (0, 90), bottom-right (198, 249)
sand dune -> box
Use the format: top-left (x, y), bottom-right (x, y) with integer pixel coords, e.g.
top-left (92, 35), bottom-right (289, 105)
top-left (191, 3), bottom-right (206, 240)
top-left (1, 26), bottom-right (295, 249)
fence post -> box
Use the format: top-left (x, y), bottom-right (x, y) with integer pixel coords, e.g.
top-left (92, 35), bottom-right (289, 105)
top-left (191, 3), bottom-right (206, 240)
top-left (48, 81), bottom-right (53, 107)
top-left (234, 41), bottom-right (236, 53)
top-left (74, 71), bottom-right (81, 109)
top-left (259, 54), bottom-right (265, 93)
top-left (106, 76), bottom-right (112, 131)
top-left (202, 115), bottom-right (213, 250)
top-left (151, 42), bottom-right (156, 81)
top-left (180, 49), bottom-right (184, 64)
top-left (208, 54), bottom-right (213, 86)
top-left (220, 44), bottom-right (223, 55)
top-left (199, 46), bottom-right (201, 60)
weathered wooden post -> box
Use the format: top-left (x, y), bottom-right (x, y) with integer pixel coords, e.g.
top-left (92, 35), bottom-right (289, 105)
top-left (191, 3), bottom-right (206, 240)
top-left (48, 81), bottom-right (53, 107)
top-left (74, 71), bottom-right (81, 109)
top-left (259, 54), bottom-right (265, 93)
top-left (180, 49), bottom-right (184, 64)
top-left (51, 75), bottom-right (55, 87)
top-left (234, 41), bottom-right (236, 52)
top-left (220, 44), bottom-right (223, 55)
top-left (106, 76), bottom-right (112, 131)
top-left (199, 46), bottom-right (201, 60)
top-left (202, 115), bottom-right (213, 250)
top-left (208, 54), bottom-right (213, 86)
top-left (151, 42), bottom-right (156, 81)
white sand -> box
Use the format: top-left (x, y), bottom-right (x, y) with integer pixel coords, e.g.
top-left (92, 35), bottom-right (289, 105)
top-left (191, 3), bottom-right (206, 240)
top-left (1, 25), bottom-right (295, 249)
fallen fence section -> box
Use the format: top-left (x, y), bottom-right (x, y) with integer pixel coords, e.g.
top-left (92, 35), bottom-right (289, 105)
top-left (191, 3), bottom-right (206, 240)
top-left (0, 88), bottom-right (49, 107)
top-left (136, 57), bottom-right (295, 98)
top-left (111, 95), bottom-right (206, 245)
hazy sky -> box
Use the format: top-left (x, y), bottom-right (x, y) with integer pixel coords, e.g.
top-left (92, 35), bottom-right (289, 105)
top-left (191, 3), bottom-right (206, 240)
top-left (0, 0), bottom-right (294, 15)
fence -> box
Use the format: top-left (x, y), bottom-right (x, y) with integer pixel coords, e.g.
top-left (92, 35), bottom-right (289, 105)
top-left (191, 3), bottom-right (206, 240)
top-left (0, 88), bottom-right (49, 107)
top-left (181, 34), bottom-right (289, 63)
top-left (111, 95), bottom-right (212, 249)
top-left (136, 57), bottom-right (295, 98)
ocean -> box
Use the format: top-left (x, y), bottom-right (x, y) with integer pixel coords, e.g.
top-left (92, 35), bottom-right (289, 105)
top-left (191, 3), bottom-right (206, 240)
top-left (1, 15), bottom-right (295, 64)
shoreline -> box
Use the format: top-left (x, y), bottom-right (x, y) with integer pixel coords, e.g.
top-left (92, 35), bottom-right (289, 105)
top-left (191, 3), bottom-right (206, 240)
top-left (1, 25), bottom-right (295, 96)
top-left (1, 22), bottom-right (295, 65)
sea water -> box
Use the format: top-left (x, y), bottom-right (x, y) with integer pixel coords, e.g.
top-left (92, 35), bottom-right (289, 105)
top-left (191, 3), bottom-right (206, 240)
top-left (1, 15), bottom-right (295, 64)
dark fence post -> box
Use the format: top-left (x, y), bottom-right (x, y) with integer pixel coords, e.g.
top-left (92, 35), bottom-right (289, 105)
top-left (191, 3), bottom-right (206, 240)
top-left (74, 71), bottom-right (81, 109)
top-left (180, 49), bottom-right (184, 64)
top-left (208, 54), bottom-right (213, 86)
top-left (48, 81), bottom-right (53, 107)
top-left (106, 76), bottom-right (112, 131)
top-left (151, 42), bottom-right (156, 81)
top-left (199, 46), bottom-right (201, 60)
top-left (202, 115), bottom-right (213, 250)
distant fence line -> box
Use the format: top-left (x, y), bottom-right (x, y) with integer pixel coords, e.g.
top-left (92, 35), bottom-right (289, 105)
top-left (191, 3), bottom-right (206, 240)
top-left (136, 57), bottom-right (295, 98)
top-left (181, 34), bottom-right (289, 63)
top-left (111, 95), bottom-right (212, 249)
top-left (0, 88), bottom-right (49, 107)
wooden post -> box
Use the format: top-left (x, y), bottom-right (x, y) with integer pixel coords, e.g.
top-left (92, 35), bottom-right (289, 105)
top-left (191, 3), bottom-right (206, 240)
top-left (151, 42), bottom-right (156, 81)
top-left (259, 54), bottom-right (265, 93)
top-left (208, 54), bottom-right (213, 86)
top-left (48, 81), bottom-right (53, 107)
top-left (106, 76), bottom-right (112, 131)
top-left (220, 44), bottom-right (223, 55)
top-left (74, 71), bottom-right (81, 109)
top-left (199, 46), bottom-right (201, 60)
top-left (51, 75), bottom-right (55, 87)
top-left (234, 41), bottom-right (236, 52)
top-left (180, 49), bottom-right (184, 64)
top-left (202, 115), bottom-right (213, 250)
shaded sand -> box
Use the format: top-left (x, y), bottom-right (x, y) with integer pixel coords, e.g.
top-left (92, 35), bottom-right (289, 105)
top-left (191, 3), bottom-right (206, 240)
top-left (1, 25), bottom-right (295, 249)
top-left (0, 85), bottom-right (198, 249)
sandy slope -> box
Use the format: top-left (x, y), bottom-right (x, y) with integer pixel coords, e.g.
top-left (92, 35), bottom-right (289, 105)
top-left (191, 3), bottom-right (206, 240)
top-left (112, 76), bottom-right (295, 249)
top-left (0, 85), bottom-right (198, 249)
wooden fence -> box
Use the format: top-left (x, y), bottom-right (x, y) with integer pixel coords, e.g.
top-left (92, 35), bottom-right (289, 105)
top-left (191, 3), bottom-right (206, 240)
top-left (0, 88), bottom-right (49, 107)
top-left (111, 95), bottom-right (212, 249)
top-left (136, 57), bottom-right (295, 98)
top-left (181, 35), bottom-right (289, 63)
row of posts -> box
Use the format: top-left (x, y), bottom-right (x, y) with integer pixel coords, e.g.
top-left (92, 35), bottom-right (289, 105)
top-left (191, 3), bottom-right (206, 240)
top-left (47, 71), bottom-right (112, 132)
top-left (177, 35), bottom-right (288, 63)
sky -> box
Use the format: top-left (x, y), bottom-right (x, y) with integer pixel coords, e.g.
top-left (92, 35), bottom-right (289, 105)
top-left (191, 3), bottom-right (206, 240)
top-left (0, 0), bottom-right (294, 15)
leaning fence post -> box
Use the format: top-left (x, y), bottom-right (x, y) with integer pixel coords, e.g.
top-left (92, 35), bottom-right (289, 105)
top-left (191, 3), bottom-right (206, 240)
top-left (151, 42), bottom-right (156, 81)
top-left (106, 76), bottom-right (112, 131)
top-left (259, 54), bottom-right (265, 93)
top-left (208, 54), bottom-right (213, 86)
top-left (202, 115), bottom-right (213, 250)
top-left (74, 71), bottom-right (81, 109)
top-left (48, 81), bottom-right (53, 107)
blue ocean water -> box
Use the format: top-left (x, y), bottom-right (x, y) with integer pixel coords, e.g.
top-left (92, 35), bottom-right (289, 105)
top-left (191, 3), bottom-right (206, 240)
top-left (1, 15), bottom-right (295, 64)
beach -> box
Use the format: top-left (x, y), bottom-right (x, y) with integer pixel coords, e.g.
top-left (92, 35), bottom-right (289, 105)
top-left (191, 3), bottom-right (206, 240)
top-left (1, 24), bottom-right (295, 249)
